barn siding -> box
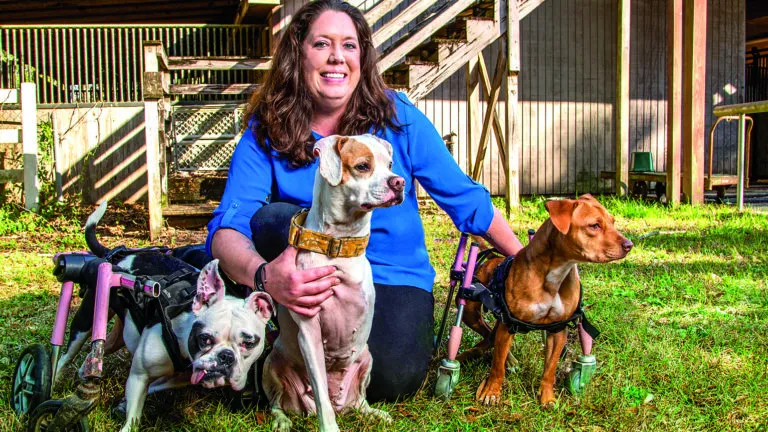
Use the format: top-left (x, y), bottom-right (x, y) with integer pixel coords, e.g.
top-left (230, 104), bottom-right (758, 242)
top-left (413, 0), bottom-right (745, 196)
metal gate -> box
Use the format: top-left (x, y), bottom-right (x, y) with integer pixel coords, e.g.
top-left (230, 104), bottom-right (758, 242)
top-left (171, 104), bottom-right (245, 171)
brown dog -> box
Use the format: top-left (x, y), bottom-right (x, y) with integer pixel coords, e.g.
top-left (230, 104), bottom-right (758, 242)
top-left (457, 194), bottom-right (632, 406)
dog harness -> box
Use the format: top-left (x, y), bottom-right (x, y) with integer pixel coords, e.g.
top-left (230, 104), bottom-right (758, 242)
top-left (114, 264), bottom-right (199, 372)
top-left (459, 250), bottom-right (600, 338)
top-left (287, 209), bottom-right (369, 258)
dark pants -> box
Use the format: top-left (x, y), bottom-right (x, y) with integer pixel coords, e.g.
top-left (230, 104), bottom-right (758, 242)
top-left (251, 202), bottom-right (434, 402)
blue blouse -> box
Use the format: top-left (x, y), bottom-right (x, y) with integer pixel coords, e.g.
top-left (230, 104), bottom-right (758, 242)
top-left (206, 92), bottom-right (494, 292)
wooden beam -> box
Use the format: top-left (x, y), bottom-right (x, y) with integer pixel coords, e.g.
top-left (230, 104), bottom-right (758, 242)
top-left (683, 0), bottom-right (707, 204)
top-left (169, 83), bottom-right (260, 95)
top-left (21, 83), bottom-right (38, 212)
top-left (472, 53), bottom-right (506, 181)
top-left (235, 0), bottom-right (249, 25)
top-left (466, 56), bottom-right (481, 175)
top-left (364, 0), bottom-right (402, 26)
top-left (144, 43), bottom-right (163, 240)
top-left (477, 51), bottom-right (508, 173)
top-left (666, 0), bottom-right (683, 206)
top-left (615, 0), bottom-right (631, 197)
top-left (168, 57), bottom-right (271, 71)
top-left (372, 0), bottom-right (435, 48)
top-left (506, 0), bottom-right (521, 210)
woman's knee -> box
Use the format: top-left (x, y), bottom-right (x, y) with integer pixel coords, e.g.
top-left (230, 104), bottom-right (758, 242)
top-left (250, 202), bottom-right (303, 261)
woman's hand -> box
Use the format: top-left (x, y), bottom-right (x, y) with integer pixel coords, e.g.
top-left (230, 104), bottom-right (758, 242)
top-left (262, 246), bottom-right (339, 317)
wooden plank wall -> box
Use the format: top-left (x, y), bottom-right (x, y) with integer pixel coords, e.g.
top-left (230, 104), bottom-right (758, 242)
top-left (50, 106), bottom-right (148, 203)
top-left (409, 0), bottom-right (745, 195)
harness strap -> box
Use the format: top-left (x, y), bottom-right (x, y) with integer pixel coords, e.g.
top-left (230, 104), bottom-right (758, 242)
top-left (484, 256), bottom-right (599, 337)
top-left (155, 269), bottom-right (198, 372)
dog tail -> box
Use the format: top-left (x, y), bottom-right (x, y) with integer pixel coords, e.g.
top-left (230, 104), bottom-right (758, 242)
top-left (85, 201), bottom-right (110, 258)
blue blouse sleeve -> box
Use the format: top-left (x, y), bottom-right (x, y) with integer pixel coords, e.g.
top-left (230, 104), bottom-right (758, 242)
top-left (398, 93), bottom-right (494, 235)
top-left (205, 126), bottom-right (274, 255)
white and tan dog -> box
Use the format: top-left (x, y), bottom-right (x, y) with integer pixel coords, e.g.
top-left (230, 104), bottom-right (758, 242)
top-left (264, 134), bottom-right (404, 432)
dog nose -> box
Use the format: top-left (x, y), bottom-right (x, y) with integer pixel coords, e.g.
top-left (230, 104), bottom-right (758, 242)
top-left (622, 239), bottom-right (633, 252)
top-left (217, 349), bottom-right (236, 367)
top-left (388, 175), bottom-right (405, 192)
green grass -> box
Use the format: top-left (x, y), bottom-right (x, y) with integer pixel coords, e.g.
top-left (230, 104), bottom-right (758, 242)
top-left (1, 197), bottom-right (767, 431)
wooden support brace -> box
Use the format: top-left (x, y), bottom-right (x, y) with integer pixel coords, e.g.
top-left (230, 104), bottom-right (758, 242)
top-left (477, 51), bottom-right (508, 174)
top-left (471, 53), bottom-right (506, 181)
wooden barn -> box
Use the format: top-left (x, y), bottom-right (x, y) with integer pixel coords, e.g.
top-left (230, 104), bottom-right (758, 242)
top-left (0, 0), bottom-right (762, 236)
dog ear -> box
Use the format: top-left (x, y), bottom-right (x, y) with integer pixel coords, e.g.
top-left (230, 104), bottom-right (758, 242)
top-left (545, 199), bottom-right (578, 234)
top-left (313, 135), bottom-right (345, 186)
top-left (578, 193), bottom-right (598, 203)
top-left (194, 259), bottom-right (226, 313)
top-left (246, 291), bottom-right (274, 320)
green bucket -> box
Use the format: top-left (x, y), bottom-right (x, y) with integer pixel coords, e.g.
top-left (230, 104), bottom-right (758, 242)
top-left (631, 152), bottom-right (654, 172)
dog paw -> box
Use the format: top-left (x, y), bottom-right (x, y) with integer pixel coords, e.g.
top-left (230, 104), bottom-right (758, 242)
top-left (475, 378), bottom-right (503, 405)
top-left (538, 388), bottom-right (556, 408)
top-left (272, 417), bottom-right (292, 432)
top-left (271, 409), bottom-right (292, 432)
top-left (366, 407), bottom-right (392, 424)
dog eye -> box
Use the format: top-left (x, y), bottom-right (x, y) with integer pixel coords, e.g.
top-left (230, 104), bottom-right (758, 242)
top-left (241, 336), bottom-right (260, 350)
top-left (198, 334), bottom-right (214, 347)
top-left (589, 223), bottom-right (601, 230)
top-left (355, 163), bottom-right (370, 172)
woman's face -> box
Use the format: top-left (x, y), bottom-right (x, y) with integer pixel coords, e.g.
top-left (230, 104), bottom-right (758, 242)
top-left (302, 10), bottom-right (361, 113)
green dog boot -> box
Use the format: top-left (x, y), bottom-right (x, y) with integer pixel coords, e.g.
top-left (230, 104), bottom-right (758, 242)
top-left (566, 354), bottom-right (597, 395)
top-left (434, 359), bottom-right (461, 400)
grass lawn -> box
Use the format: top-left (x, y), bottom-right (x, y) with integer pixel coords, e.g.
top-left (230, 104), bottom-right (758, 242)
top-left (0, 197), bottom-right (766, 431)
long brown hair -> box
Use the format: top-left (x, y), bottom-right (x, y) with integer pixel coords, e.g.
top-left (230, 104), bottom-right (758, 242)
top-left (243, 0), bottom-right (400, 166)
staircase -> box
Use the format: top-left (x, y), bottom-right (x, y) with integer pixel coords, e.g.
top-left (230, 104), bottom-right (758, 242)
top-left (372, 0), bottom-right (546, 101)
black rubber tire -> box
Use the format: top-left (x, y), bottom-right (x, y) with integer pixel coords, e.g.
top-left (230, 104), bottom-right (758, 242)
top-left (27, 400), bottom-right (89, 432)
top-left (11, 344), bottom-right (52, 416)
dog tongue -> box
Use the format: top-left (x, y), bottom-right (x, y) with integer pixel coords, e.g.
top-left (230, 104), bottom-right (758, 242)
top-left (191, 370), bottom-right (206, 385)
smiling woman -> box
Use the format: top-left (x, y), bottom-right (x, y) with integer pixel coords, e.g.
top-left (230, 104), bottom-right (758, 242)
top-left (206, 0), bottom-right (523, 408)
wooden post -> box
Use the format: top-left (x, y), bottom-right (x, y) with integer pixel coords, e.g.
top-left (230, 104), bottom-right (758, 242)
top-left (466, 56), bottom-right (481, 175)
top-left (21, 83), bottom-right (38, 211)
top-left (682, 0), bottom-right (707, 205)
top-left (506, 0), bottom-right (521, 212)
top-left (666, 0), bottom-right (683, 206)
top-left (615, 0), bottom-right (631, 197)
top-left (144, 41), bottom-right (164, 240)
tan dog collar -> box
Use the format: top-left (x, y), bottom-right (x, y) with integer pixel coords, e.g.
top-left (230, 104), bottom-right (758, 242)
top-left (288, 209), bottom-right (369, 258)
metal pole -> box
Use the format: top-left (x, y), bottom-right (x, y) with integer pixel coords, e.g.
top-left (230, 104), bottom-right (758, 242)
top-left (737, 113), bottom-right (745, 211)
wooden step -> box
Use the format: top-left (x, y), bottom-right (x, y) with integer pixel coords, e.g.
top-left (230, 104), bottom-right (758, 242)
top-left (168, 57), bottom-right (272, 71)
top-left (169, 83), bottom-right (260, 95)
top-left (406, 19), bottom-right (499, 101)
top-left (377, 0), bottom-right (477, 73)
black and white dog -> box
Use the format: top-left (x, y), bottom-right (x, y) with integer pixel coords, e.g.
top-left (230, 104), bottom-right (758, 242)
top-left (55, 202), bottom-right (274, 432)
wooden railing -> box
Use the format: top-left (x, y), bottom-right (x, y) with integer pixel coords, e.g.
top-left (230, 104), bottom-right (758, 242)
top-left (712, 101), bottom-right (767, 211)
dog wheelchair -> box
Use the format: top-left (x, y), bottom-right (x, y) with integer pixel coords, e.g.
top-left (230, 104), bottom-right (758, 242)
top-left (433, 232), bottom-right (599, 400)
top-left (10, 244), bottom-right (207, 432)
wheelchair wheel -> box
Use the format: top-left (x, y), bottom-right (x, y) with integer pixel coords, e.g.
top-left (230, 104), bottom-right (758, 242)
top-left (11, 344), bottom-right (52, 416)
top-left (28, 400), bottom-right (89, 432)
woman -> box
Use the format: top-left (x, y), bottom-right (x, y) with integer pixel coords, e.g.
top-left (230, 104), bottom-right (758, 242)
top-left (206, 0), bottom-right (523, 402)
